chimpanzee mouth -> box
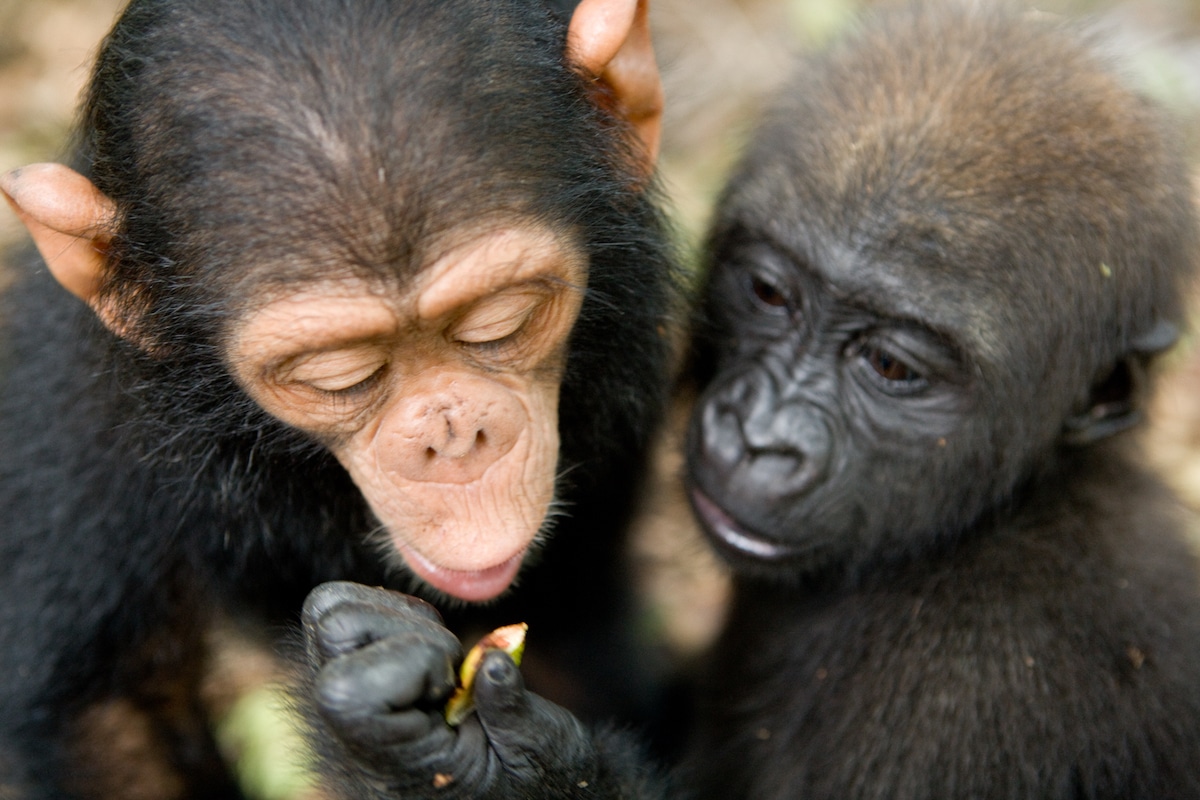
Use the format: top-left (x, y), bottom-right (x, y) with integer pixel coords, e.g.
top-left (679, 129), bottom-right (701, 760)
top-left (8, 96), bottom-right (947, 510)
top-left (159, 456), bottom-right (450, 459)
top-left (688, 487), bottom-right (808, 563)
top-left (394, 539), bottom-right (527, 603)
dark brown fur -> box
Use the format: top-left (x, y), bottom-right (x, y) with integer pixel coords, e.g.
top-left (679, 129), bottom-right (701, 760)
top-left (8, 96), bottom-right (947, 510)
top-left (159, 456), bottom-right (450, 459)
top-left (681, 6), bottom-right (1200, 798)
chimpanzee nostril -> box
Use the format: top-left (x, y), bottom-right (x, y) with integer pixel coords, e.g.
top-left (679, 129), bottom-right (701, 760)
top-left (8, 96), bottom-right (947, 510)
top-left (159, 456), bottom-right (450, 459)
top-left (375, 374), bottom-right (526, 485)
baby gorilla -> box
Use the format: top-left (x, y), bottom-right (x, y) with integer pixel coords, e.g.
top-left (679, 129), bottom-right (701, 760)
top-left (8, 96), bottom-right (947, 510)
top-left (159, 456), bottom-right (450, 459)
top-left (682, 5), bottom-right (1200, 799)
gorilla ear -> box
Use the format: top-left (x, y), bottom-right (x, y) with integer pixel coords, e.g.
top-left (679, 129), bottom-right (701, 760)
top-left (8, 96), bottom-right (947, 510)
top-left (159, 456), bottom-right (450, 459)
top-left (1061, 320), bottom-right (1179, 446)
top-left (1061, 361), bottom-right (1141, 446)
top-left (1128, 318), bottom-right (1179, 355)
top-left (567, 0), bottom-right (663, 173)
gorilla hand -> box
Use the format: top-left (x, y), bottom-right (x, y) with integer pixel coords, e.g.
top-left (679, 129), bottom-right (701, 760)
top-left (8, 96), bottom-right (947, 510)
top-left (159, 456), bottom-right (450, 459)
top-left (301, 581), bottom-right (601, 799)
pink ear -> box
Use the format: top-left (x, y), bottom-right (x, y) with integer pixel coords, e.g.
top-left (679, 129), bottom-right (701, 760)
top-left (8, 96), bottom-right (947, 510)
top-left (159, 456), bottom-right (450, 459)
top-left (1, 163), bottom-right (115, 304)
top-left (567, 0), bottom-right (663, 172)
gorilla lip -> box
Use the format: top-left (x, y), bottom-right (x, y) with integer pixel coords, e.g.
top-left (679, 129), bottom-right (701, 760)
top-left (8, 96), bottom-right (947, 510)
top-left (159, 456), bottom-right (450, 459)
top-left (396, 541), bottom-right (526, 602)
top-left (689, 487), bottom-right (803, 562)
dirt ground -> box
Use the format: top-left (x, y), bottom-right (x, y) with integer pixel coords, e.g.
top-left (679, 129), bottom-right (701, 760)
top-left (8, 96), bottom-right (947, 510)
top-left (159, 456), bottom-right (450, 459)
top-left (2, 0), bottom-right (1200, 794)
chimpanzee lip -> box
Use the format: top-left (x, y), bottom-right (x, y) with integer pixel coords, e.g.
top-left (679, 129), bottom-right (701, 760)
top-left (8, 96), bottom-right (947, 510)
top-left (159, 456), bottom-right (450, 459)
top-left (688, 486), bottom-right (805, 562)
top-left (395, 540), bottom-right (526, 603)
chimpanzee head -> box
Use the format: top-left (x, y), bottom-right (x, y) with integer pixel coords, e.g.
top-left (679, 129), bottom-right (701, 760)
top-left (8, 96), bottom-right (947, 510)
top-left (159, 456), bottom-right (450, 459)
top-left (1, 0), bottom-right (673, 601)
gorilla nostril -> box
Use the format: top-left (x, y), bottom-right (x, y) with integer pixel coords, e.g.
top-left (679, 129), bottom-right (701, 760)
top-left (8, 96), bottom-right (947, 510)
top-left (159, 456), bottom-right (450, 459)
top-left (751, 450), bottom-right (804, 482)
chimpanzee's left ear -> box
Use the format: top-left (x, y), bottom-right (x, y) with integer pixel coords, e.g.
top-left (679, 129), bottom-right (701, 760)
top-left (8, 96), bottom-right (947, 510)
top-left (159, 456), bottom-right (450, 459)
top-left (1062, 319), bottom-right (1179, 446)
top-left (567, 0), bottom-right (663, 174)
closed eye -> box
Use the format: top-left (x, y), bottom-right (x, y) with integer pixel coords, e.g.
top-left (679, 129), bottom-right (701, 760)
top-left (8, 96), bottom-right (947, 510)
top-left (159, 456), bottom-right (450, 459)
top-left (277, 348), bottom-right (389, 395)
top-left (451, 288), bottom-right (544, 349)
top-left (309, 363), bottom-right (386, 396)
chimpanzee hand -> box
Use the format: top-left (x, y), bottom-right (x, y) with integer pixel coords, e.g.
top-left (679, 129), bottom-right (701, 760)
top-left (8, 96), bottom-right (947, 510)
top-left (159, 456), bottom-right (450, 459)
top-left (300, 581), bottom-right (602, 800)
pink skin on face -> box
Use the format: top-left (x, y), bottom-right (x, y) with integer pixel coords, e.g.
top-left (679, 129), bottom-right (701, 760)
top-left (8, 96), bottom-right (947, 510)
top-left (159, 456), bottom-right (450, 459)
top-left (230, 224), bottom-right (585, 601)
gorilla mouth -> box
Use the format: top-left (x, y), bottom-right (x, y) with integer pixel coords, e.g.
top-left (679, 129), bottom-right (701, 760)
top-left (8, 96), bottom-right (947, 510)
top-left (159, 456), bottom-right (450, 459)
top-left (688, 487), bottom-right (807, 562)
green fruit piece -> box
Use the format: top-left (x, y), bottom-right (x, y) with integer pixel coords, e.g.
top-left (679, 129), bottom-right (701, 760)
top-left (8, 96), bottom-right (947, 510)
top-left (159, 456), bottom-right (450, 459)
top-left (444, 622), bottom-right (528, 726)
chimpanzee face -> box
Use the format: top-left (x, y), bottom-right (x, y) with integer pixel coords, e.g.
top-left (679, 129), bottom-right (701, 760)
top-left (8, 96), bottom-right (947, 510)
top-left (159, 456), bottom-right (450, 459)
top-left (231, 222), bottom-right (585, 601)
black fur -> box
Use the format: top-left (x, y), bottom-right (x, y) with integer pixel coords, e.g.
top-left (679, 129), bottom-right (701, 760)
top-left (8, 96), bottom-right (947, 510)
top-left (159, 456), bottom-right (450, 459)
top-left (0, 0), bottom-right (676, 796)
top-left (681, 6), bottom-right (1200, 799)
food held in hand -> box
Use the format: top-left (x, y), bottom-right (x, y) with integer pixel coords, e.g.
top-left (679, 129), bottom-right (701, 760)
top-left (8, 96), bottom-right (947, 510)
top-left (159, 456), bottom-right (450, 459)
top-left (444, 623), bottom-right (528, 726)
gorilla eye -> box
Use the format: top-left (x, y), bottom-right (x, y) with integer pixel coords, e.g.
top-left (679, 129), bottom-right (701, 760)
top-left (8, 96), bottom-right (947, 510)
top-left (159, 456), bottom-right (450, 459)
top-left (864, 346), bottom-right (921, 384)
top-left (748, 275), bottom-right (788, 310)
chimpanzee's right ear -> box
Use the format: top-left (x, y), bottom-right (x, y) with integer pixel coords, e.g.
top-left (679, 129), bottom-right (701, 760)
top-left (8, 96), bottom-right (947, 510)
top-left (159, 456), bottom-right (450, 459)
top-left (1, 163), bottom-right (125, 325)
top-left (567, 0), bottom-right (663, 174)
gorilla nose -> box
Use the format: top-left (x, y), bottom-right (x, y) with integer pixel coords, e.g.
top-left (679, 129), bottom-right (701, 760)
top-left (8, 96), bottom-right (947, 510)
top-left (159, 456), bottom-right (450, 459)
top-left (745, 447), bottom-right (824, 496)
top-left (739, 406), bottom-right (832, 497)
top-left (375, 373), bottom-right (525, 484)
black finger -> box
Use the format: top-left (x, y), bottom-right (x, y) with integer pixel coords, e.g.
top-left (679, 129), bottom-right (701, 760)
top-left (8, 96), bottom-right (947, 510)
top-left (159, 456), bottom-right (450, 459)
top-left (472, 649), bottom-right (527, 716)
top-left (302, 580), bottom-right (443, 631)
top-left (316, 633), bottom-right (460, 721)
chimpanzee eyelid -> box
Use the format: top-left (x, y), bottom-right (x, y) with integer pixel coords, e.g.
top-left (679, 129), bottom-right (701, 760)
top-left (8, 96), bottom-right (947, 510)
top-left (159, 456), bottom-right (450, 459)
top-left (307, 364), bottom-right (387, 396)
top-left (452, 301), bottom-right (539, 345)
top-left (275, 348), bottom-right (390, 394)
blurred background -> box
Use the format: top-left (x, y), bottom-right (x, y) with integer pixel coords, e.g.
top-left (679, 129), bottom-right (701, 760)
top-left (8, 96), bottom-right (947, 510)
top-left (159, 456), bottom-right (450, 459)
top-left (2, 0), bottom-right (1199, 796)
top-left (5, 0), bottom-right (1199, 264)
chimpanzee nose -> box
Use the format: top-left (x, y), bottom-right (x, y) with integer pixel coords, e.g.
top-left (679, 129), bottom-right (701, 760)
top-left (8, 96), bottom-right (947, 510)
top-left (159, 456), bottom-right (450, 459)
top-left (374, 372), bottom-right (524, 485)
